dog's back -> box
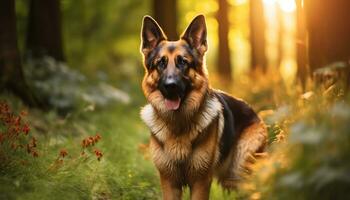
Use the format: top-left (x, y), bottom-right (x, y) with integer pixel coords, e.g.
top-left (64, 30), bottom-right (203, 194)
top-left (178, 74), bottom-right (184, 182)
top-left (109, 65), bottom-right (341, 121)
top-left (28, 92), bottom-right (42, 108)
top-left (212, 90), bottom-right (267, 188)
top-left (213, 90), bottom-right (261, 160)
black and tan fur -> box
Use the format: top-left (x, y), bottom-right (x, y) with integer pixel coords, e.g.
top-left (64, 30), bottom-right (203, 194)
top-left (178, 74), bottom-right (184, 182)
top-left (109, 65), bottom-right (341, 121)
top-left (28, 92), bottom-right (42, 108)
top-left (140, 15), bottom-right (267, 200)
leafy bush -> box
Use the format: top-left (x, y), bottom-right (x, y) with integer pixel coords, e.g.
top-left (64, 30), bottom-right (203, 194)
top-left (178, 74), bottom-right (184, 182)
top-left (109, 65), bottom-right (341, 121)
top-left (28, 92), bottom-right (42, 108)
top-left (23, 56), bottom-right (130, 113)
top-left (234, 76), bottom-right (350, 200)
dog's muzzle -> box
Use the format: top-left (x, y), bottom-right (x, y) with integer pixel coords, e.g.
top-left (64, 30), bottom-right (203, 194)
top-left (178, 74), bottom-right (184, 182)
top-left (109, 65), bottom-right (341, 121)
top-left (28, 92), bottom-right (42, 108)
top-left (159, 75), bottom-right (184, 100)
top-left (158, 75), bottom-right (189, 110)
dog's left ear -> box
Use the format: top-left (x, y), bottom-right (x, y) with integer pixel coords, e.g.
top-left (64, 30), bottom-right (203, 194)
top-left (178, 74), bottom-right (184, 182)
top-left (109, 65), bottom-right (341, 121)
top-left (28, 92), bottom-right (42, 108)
top-left (141, 16), bottom-right (167, 55)
top-left (181, 15), bottom-right (207, 55)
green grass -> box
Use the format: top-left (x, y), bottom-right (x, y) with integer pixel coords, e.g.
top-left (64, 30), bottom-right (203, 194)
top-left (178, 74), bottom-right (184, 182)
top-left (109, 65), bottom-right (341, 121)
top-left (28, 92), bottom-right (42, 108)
top-left (0, 92), bottom-right (160, 200)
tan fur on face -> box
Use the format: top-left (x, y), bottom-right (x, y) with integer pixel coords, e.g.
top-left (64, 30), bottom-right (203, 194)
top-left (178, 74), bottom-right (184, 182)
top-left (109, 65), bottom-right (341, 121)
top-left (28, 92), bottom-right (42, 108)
top-left (141, 40), bottom-right (209, 124)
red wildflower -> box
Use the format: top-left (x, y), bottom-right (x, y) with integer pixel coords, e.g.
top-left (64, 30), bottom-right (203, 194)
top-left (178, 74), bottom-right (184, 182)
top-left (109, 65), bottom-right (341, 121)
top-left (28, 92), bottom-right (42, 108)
top-left (20, 110), bottom-right (28, 117)
top-left (94, 133), bottom-right (101, 142)
top-left (0, 101), bottom-right (39, 160)
top-left (82, 138), bottom-right (90, 148)
top-left (81, 133), bottom-right (102, 148)
top-left (90, 136), bottom-right (96, 145)
top-left (94, 148), bottom-right (103, 161)
top-left (13, 126), bottom-right (21, 135)
top-left (13, 116), bottom-right (21, 126)
top-left (22, 124), bottom-right (30, 135)
top-left (59, 149), bottom-right (68, 158)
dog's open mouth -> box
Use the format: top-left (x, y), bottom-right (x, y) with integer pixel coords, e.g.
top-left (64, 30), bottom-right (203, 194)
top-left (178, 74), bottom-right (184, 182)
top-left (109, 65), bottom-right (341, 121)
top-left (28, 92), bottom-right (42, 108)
top-left (164, 97), bottom-right (181, 110)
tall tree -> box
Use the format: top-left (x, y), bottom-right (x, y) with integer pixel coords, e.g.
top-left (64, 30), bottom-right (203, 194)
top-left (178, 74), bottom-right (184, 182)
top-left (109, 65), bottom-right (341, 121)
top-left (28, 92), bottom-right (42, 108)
top-left (217, 0), bottom-right (233, 81)
top-left (0, 0), bottom-right (38, 106)
top-left (306, 0), bottom-right (350, 73)
top-left (26, 0), bottom-right (65, 61)
top-left (276, 4), bottom-right (283, 69)
top-left (295, 0), bottom-right (307, 88)
top-left (249, 0), bottom-right (267, 72)
top-left (153, 0), bottom-right (178, 40)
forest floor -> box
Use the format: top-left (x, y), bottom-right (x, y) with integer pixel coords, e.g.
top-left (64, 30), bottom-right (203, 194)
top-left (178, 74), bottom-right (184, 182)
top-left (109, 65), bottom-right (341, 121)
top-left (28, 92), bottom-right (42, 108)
top-left (1, 70), bottom-right (349, 200)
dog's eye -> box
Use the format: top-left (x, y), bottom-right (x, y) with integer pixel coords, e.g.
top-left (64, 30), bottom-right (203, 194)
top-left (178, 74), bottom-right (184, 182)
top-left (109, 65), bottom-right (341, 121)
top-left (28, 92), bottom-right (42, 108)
top-left (157, 57), bottom-right (167, 70)
top-left (176, 56), bottom-right (187, 68)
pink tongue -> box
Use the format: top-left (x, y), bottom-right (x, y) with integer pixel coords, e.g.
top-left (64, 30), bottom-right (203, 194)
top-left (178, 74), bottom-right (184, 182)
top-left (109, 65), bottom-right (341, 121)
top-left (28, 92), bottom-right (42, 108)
top-left (164, 98), bottom-right (181, 110)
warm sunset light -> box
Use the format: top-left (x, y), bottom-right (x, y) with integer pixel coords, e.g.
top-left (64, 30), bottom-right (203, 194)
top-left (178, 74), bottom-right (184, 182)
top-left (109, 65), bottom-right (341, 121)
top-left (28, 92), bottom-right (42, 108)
top-left (263, 0), bottom-right (276, 5)
top-left (278, 0), bottom-right (296, 12)
top-left (263, 0), bottom-right (296, 12)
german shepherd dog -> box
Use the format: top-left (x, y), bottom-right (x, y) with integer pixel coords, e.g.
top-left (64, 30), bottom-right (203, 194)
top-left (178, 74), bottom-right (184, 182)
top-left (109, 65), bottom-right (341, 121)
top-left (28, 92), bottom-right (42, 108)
top-left (140, 15), bottom-right (267, 200)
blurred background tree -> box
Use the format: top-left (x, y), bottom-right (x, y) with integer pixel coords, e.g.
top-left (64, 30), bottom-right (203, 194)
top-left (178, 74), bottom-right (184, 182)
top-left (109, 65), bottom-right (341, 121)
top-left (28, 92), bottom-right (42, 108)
top-left (0, 0), bottom-right (38, 106)
top-left (26, 0), bottom-right (65, 61)
top-left (249, 0), bottom-right (267, 73)
top-left (217, 0), bottom-right (233, 81)
top-left (306, 0), bottom-right (350, 73)
top-left (153, 0), bottom-right (178, 40)
top-left (295, 0), bottom-right (307, 89)
top-left (276, 3), bottom-right (283, 69)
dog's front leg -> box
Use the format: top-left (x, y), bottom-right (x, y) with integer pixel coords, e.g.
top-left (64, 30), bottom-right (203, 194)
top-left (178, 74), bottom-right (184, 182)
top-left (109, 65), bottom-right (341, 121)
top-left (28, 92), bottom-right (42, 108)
top-left (160, 173), bottom-right (182, 200)
top-left (189, 175), bottom-right (212, 200)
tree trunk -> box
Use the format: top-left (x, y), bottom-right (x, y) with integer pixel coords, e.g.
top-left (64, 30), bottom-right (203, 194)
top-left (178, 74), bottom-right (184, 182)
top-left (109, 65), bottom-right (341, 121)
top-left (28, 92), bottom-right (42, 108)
top-left (276, 5), bottom-right (283, 69)
top-left (153, 0), bottom-right (178, 40)
top-left (217, 0), bottom-right (233, 81)
top-left (0, 0), bottom-right (39, 106)
top-left (295, 0), bottom-right (307, 89)
top-left (26, 0), bottom-right (65, 61)
top-left (249, 0), bottom-right (267, 72)
top-left (306, 0), bottom-right (350, 73)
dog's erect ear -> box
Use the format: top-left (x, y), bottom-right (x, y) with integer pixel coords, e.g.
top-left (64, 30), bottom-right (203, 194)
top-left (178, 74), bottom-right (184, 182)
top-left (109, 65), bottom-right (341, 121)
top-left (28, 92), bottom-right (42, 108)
top-left (141, 16), bottom-right (167, 54)
top-left (181, 15), bottom-right (207, 55)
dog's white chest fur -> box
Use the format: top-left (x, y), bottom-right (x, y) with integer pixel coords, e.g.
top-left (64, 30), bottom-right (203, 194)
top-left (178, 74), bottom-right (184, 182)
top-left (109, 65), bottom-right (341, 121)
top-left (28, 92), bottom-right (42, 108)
top-left (140, 96), bottom-right (224, 170)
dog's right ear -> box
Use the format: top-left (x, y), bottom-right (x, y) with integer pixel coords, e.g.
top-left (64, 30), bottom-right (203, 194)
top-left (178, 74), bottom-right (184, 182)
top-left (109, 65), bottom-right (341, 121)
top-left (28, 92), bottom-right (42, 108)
top-left (141, 16), bottom-right (167, 55)
top-left (181, 15), bottom-right (207, 55)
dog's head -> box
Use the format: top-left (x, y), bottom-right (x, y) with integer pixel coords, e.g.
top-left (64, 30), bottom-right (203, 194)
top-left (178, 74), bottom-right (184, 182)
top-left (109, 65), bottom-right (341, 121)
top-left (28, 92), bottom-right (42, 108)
top-left (141, 15), bottom-right (209, 115)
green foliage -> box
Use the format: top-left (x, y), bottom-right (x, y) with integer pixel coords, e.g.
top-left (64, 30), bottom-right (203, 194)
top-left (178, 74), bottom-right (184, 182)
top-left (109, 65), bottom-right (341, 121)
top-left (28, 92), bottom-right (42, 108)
top-left (230, 73), bottom-right (350, 200)
top-left (61, 0), bottom-right (150, 77)
top-left (265, 95), bottom-right (350, 200)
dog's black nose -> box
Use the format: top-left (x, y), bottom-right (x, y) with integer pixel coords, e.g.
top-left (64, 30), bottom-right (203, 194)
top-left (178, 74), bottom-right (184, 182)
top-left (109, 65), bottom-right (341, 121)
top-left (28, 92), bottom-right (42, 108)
top-left (164, 77), bottom-right (179, 91)
top-left (159, 75), bottom-right (182, 99)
